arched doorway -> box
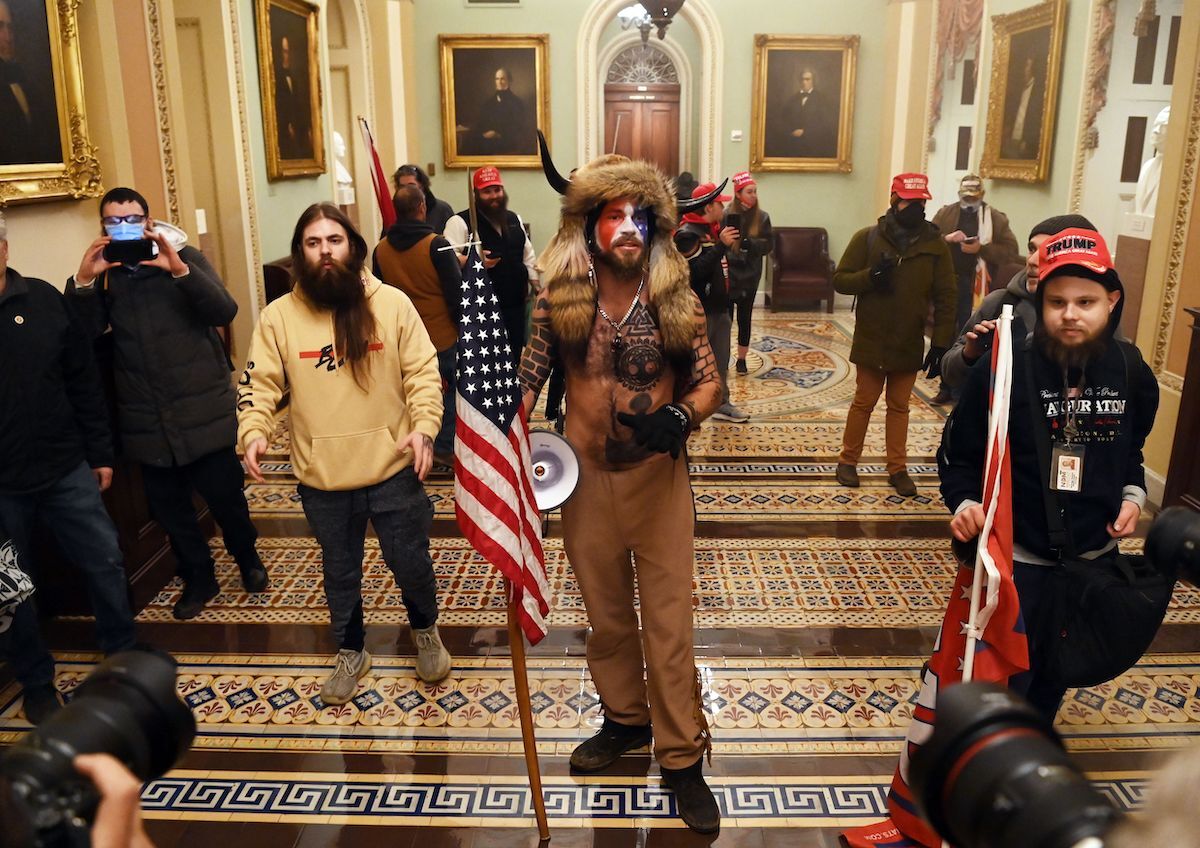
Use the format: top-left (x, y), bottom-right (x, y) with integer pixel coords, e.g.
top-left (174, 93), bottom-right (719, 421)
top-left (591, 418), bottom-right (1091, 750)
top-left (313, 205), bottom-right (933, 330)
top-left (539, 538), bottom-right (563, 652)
top-left (604, 43), bottom-right (681, 174)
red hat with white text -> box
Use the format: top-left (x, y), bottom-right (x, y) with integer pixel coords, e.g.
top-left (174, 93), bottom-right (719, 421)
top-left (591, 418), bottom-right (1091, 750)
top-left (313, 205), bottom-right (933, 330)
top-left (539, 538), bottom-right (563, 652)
top-left (890, 172), bottom-right (932, 200)
top-left (473, 167), bottom-right (503, 190)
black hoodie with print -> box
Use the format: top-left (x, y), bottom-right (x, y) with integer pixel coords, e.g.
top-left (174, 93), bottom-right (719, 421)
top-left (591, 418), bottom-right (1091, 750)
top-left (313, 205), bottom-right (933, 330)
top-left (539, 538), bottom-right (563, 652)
top-left (938, 269), bottom-right (1159, 561)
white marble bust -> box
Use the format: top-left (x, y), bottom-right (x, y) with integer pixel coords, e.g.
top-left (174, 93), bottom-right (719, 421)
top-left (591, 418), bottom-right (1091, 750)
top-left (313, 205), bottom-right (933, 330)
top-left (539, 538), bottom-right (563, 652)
top-left (1133, 106), bottom-right (1170, 217)
top-left (333, 130), bottom-right (355, 205)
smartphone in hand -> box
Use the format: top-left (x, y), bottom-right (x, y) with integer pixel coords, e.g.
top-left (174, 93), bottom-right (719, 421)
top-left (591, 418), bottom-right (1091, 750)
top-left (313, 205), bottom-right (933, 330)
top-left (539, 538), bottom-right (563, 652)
top-left (103, 239), bottom-right (157, 264)
top-left (724, 213), bottom-right (741, 232)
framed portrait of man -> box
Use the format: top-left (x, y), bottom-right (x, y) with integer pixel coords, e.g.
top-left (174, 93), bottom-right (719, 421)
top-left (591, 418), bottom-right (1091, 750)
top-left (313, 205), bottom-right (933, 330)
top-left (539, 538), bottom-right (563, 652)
top-left (439, 34), bottom-right (549, 168)
top-left (750, 34), bottom-right (858, 173)
top-left (0, 0), bottom-right (100, 204)
top-left (980, 0), bottom-right (1066, 183)
top-left (255, 0), bottom-right (325, 180)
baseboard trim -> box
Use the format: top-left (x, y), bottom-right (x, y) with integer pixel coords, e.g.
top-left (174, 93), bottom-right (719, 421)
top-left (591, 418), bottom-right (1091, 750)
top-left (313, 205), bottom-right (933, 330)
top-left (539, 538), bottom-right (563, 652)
top-left (1146, 468), bottom-right (1165, 512)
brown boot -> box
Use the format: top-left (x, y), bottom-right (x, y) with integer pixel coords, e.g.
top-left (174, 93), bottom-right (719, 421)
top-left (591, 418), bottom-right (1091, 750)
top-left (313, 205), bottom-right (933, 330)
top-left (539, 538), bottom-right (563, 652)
top-left (836, 464), bottom-right (860, 488)
top-left (889, 471), bottom-right (918, 497)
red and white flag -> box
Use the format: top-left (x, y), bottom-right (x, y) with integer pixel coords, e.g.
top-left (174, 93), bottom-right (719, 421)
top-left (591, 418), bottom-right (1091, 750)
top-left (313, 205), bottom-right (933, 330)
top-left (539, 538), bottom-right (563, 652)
top-left (844, 306), bottom-right (1029, 848)
top-left (453, 245), bottom-right (550, 643)
top-left (357, 116), bottom-right (396, 231)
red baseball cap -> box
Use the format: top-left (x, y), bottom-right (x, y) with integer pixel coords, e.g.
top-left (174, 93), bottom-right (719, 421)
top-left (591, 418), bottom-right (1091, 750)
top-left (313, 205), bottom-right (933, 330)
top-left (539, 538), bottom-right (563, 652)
top-left (473, 167), bottom-right (503, 190)
top-left (732, 171), bottom-right (756, 192)
top-left (692, 182), bottom-right (731, 202)
top-left (890, 172), bottom-right (932, 200)
top-left (1037, 227), bottom-right (1118, 287)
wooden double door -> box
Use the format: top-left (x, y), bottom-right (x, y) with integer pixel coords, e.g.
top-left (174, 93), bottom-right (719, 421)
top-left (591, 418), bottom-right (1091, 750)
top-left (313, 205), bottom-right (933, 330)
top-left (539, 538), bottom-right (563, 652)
top-left (603, 83), bottom-right (680, 176)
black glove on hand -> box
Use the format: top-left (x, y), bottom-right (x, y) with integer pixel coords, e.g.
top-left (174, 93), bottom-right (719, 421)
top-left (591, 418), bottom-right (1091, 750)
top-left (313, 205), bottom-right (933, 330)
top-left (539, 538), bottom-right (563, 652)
top-left (870, 255), bottom-right (896, 290)
top-left (923, 346), bottom-right (947, 380)
top-left (616, 403), bottom-right (690, 459)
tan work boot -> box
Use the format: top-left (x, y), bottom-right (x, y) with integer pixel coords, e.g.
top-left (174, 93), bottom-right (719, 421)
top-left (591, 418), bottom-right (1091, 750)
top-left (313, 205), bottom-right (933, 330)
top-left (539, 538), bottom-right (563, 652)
top-left (414, 624), bottom-right (452, 682)
top-left (320, 648), bottom-right (371, 705)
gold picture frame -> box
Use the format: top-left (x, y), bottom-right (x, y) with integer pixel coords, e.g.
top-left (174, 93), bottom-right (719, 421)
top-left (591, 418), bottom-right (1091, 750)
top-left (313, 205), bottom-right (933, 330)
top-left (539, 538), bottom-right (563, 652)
top-left (439, 34), bottom-right (549, 169)
top-left (254, 0), bottom-right (325, 180)
top-left (980, 0), bottom-right (1067, 183)
top-left (0, 0), bottom-right (101, 205)
top-left (750, 34), bottom-right (858, 173)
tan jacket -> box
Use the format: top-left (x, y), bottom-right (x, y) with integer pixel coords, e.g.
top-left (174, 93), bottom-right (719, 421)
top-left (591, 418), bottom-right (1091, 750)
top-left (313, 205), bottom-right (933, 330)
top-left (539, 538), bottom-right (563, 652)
top-left (237, 275), bottom-right (442, 491)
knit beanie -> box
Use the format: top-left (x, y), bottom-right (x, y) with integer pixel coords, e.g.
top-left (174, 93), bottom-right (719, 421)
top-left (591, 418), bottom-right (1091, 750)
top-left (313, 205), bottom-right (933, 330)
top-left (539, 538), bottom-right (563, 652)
top-left (1028, 214), bottom-right (1096, 242)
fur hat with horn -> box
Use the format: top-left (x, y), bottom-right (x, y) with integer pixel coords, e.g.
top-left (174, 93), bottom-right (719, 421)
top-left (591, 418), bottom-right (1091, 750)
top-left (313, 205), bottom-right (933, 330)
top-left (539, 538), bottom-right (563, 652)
top-left (537, 130), bottom-right (727, 360)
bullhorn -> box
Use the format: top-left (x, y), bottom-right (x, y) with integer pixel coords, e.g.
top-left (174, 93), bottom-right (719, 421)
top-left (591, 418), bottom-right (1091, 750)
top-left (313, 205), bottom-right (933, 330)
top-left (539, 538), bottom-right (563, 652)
top-left (529, 429), bottom-right (580, 511)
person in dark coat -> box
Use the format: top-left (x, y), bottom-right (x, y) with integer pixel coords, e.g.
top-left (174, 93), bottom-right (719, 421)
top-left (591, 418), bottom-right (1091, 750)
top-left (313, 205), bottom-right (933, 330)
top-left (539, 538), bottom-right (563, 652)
top-left (66, 187), bottom-right (266, 620)
top-left (393, 164), bottom-right (455, 236)
top-left (833, 172), bottom-right (956, 496)
top-left (724, 171), bottom-right (773, 374)
top-left (0, 210), bottom-right (137, 725)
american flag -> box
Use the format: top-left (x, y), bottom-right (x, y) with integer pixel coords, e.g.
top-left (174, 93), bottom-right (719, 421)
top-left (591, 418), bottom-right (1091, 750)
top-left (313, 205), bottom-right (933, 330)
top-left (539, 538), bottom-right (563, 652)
top-left (844, 307), bottom-right (1028, 848)
top-left (453, 247), bottom-right (550, 643)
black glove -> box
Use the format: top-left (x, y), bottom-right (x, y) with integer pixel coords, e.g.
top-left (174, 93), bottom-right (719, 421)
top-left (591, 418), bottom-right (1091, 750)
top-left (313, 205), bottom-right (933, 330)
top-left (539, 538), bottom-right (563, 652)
top-left (616, 403), bottom-right (690, 459)
top-left (923, 346), bottom-right (947, 380)
top-left (870, 255), bottom-right (896, 290)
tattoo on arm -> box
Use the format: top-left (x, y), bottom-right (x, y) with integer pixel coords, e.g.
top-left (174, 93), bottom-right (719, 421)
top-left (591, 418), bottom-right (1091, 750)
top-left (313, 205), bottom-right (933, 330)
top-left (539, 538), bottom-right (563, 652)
top-left (678, 297), bottom-right (722, 421)
top-left (518, 297), bottom-right (556, 410)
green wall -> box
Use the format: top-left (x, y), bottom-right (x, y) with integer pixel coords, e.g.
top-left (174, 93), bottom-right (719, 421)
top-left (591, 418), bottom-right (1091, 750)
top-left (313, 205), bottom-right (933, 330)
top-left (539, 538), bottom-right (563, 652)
top-left (410, 0), bottom-right (892, 263)
top-left (239, 0), bottom-right (337, 262)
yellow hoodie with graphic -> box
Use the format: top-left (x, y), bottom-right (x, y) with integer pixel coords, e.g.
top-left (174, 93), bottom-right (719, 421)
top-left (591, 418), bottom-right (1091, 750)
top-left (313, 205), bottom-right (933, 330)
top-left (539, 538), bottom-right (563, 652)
top-left (237, 275), bottom-right (443, 491)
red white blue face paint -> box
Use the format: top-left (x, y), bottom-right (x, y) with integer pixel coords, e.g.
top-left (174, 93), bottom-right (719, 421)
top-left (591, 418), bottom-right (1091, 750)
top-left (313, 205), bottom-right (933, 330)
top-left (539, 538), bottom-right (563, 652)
top-left (596, 200), bottom-right (650, 253)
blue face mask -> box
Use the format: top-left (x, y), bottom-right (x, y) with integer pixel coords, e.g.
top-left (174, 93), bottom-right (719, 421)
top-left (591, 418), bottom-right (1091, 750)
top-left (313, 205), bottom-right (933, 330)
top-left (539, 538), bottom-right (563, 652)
top-left (104, 221), bottom-right (145, 241)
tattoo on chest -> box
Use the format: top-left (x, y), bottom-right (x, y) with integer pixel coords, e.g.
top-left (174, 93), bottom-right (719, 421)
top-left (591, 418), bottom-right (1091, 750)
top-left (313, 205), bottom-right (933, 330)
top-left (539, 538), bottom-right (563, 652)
top-left (613, 303), bottom-right (666, 391)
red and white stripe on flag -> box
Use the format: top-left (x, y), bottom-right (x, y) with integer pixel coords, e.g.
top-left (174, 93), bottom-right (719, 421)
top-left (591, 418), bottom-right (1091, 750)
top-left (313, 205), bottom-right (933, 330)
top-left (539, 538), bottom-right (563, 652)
top-left (845, 307), bottom-right (1029, 848)
top-left (453, 246), bottom-right (550, 643)
top-left (357, 117), bottom-right (397, 231)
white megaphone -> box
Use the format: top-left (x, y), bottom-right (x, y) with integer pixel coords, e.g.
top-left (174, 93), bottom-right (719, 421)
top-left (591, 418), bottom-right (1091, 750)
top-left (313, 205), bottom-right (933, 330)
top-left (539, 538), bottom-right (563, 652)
top-left (529, 429), bottom-right (580, 511)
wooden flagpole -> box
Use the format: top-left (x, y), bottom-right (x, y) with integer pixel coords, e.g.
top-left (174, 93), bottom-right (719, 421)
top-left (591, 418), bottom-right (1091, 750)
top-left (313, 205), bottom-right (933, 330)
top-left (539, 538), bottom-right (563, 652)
top-left (467, 167), bottom-right (549, 839)
top-left (506, 578), bottom-right (551, 840)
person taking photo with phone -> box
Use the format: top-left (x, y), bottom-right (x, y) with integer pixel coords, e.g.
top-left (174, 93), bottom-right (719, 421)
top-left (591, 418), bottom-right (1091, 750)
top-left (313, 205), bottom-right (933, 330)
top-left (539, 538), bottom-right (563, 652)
top-left (66, 187), bottom-right (268, 621)
top-left (723, 171), bottom-right (773, 376)
top-left (929, 174), bottom-right (1019, 404)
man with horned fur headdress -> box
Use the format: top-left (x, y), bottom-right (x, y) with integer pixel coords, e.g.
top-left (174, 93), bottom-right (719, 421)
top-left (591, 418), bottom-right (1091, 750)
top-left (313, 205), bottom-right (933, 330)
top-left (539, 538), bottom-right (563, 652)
top-left (519, 140), bottom-right (723, 833)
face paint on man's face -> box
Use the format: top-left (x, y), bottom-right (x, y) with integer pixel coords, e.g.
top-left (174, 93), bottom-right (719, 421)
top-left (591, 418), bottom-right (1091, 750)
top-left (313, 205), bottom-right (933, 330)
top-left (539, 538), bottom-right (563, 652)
top-left (596, 200), bottom-right (650, 254)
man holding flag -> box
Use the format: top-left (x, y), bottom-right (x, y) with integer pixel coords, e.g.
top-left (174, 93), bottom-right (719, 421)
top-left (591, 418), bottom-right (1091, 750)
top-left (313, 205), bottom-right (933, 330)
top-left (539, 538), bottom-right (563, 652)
top-left (519, 142), bottom-right (724, 833)
top-left (845, 226), bottom-right (1158, 848)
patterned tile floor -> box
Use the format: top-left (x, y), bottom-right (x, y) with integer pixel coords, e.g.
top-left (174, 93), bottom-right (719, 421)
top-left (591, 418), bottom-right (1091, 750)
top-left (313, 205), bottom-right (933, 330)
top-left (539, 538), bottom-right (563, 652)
top-left (18, 309), bottom-right (1194, 845)
top-left (119, 536), bottom-right (1192, 632)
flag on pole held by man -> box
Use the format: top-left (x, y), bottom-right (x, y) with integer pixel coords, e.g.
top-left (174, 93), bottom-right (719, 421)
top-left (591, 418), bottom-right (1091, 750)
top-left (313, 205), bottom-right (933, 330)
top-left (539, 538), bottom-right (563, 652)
top-left (356, 116), bottom-right (397, 231)
top-left (843, 307), bottom-right (1028, 848)
top-left (453, 246), bottom-right (550, 643)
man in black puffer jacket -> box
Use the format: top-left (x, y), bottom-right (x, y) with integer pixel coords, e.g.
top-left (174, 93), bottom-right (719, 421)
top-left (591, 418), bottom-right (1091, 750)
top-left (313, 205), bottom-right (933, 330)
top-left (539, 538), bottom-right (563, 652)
top-left (66, 187), bottom-right (266, 620)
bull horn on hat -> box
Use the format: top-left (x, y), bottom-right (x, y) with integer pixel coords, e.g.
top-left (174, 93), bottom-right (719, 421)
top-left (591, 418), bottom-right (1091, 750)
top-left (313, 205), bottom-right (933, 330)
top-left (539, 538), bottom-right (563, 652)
top-left (537, 129), bottom-right (571, 195)
top-left (677, 178), bottom-right (730, 215)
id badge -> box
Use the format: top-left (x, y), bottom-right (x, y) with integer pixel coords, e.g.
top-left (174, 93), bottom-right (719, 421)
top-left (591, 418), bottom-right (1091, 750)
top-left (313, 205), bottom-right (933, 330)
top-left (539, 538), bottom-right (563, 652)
top-left (1050, 444), bottom-right (1085, 492)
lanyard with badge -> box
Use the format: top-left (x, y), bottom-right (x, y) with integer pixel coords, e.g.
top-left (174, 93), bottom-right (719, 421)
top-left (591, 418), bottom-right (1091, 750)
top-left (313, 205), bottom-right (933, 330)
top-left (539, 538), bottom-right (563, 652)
top-left (1050, 372), bottom-right (1085, 493)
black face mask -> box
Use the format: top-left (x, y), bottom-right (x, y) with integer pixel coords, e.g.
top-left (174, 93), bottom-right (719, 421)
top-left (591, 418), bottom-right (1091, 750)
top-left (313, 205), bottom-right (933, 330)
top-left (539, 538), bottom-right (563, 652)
top-left (895, 202), bottom-right (926, 229)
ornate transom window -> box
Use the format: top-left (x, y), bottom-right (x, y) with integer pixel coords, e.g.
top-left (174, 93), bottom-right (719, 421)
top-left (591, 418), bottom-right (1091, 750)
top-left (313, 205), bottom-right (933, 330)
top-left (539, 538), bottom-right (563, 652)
top-left (606, 44), bottom-right (679, 85)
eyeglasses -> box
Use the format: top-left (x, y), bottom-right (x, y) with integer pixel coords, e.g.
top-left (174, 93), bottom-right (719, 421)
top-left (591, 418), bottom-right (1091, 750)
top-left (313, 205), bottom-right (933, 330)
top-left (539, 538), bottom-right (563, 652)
top-left (102, 214), bottom-right (146, 226)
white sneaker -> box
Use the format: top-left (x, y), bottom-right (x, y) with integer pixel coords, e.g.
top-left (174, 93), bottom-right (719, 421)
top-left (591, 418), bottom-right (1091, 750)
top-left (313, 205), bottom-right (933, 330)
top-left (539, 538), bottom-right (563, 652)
top-left (711, 403), bottom-right (750, 423)
top-left (414, 624), bottom-right (452, 682)
top-left (320, 648), bottom-right (371, 705)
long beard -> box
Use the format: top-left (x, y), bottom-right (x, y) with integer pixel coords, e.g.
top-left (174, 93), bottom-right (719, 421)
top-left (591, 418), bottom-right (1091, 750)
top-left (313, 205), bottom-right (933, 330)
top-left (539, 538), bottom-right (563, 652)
top-left (1035, 321), bottom-right (1109, 372)
top-left (594, 240), bottom-right (646, 279)
top-left (296, 259), bottom-right (363, 310)
top-left (479, 195), bottom-right (508, 227)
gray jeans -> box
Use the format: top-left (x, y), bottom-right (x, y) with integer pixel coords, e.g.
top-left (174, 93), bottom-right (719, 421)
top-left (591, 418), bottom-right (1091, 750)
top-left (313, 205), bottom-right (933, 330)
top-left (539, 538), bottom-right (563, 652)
top-left (706, 309), bottom-right (732, 404)
top-left (298, 467), bottom-right (437, 651)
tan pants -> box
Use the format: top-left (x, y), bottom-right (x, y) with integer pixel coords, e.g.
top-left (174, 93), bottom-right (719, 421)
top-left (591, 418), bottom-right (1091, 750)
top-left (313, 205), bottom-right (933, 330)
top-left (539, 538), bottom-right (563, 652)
top-left (839, 365), bottom-right (919, 475)
top-left (561, 452), bottom-right (708, 769)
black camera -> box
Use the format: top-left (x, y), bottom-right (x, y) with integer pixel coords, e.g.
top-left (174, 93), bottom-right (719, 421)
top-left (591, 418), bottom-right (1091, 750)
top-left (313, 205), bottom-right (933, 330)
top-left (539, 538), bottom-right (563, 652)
top-left (909, 682), bottom-right (1119, 848)
top-left (910, 507), bottom-right (1200, 848)
top-left (101, 239), bottom-right (157, 265)
top-left (0, 650), bottom-right (195, 848)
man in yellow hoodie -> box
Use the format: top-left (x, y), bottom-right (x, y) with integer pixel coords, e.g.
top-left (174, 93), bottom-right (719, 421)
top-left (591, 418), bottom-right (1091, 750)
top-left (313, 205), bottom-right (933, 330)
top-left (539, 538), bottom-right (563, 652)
top-left (237, 203), bottom-right (450, 704)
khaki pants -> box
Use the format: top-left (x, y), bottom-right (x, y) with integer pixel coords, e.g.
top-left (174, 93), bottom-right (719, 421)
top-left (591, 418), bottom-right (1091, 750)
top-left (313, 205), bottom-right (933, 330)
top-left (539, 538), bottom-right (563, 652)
top-left (561, 452), bottom-right (708, 769)
top-left (839, 365), bottom-right (919, 475)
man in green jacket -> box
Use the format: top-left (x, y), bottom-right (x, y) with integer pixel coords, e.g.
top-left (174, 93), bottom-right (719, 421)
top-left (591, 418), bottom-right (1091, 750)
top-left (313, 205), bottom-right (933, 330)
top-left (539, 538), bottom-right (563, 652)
top-left (833, 173), bottom-right (956, 496)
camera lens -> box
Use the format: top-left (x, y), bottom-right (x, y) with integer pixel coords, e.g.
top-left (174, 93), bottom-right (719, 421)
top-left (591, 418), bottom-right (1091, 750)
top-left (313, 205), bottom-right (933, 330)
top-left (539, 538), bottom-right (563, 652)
top-left (910, 683), bottom-right (1119, 848)
top-left (0, 650), bottom-right (195, 846)
top-left (1146, 506), bottom-right (1200, 586)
